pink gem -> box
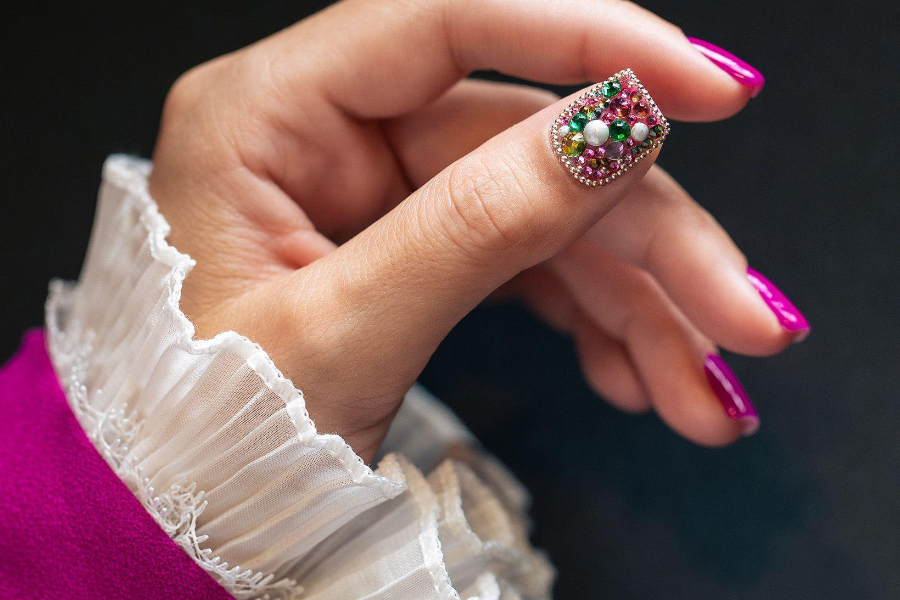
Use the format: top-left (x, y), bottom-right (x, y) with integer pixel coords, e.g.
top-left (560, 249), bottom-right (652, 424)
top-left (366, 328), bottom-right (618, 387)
top-left (611, 97), bottom-right (631, 117)
top-left (609, 162), bottom-right (620, 172)
top-left (626, 139), bottom-right (635, 147)
top-left (583, 166), bottom-right (594, 177)
top-left (647, 114), bottom-right (658, 126)
top-left (631, 101), bottom-right (650, 119)
top-left (583, 148), bottom-right (596, 159)
top-left (605, 141), bottom-right (625, 160)
top-left (595, 146), bottom-right (606, 157)
top-left (601, 111), bottom-right (616, 124)
top-left (577, 156), bottom-right (587, 165)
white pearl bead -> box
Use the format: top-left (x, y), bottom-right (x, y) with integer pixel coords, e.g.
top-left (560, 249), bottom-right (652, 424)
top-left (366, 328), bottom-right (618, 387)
top-left (631, 123), bottom-right (650, 142)
top-left (583, 120), bottom-right (609, 146)
top-left (557, 124), bottom-right (570, 137)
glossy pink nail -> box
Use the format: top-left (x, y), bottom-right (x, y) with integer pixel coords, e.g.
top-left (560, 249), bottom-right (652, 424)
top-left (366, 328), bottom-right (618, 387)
top-left (687, 37), bottom-right (765, 97)
top-left (704, 354), bottom-right (759, 436)
top-left (747, 267), bottom-right (810, 340)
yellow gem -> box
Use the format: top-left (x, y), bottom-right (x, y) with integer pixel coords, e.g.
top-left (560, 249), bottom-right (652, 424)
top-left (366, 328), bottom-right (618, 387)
top-left (562, 132), bottom-right (586, 157)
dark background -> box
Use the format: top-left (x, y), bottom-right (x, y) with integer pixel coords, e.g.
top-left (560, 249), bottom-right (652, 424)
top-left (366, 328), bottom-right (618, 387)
top-left (2, 1), bottom-right (897, 599)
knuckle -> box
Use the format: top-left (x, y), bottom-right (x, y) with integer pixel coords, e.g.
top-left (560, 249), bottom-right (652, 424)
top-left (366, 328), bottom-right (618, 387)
top-left (441, 154), bottom-right (533, 254)
top-left (163, 65), bottom-right (211, 118)
top-left (160, 57), bottom-right (234, 125)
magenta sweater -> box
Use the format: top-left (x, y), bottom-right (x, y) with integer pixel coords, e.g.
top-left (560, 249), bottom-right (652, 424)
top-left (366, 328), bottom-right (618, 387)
top-left (0, 330), bottom-right (233, 599)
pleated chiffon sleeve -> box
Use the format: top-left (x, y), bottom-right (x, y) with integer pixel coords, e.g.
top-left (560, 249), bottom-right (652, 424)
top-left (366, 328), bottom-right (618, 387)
top-left (45, 155), bottom-right (554, 600)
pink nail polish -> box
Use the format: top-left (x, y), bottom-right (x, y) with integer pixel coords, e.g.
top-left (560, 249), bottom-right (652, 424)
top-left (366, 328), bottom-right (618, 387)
top-left (704, 354), bottom-right (759, 436)
top-left (747, 267), bottom-right (810, 341)
top-left (687, 37), bottom-right (765, 97)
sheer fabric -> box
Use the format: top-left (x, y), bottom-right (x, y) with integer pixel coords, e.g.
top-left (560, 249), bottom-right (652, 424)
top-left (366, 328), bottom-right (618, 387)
top-left (46, 156), bottom-right (554, 599)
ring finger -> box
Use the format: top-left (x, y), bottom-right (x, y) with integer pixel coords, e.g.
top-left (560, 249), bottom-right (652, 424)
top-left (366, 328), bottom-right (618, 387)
top-left (551, 240), bottom-right (758, 445)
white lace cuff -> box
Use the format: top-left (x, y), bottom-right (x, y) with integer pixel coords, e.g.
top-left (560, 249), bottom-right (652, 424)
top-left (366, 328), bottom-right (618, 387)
top-left (47, 155), bottom-right (554, 600)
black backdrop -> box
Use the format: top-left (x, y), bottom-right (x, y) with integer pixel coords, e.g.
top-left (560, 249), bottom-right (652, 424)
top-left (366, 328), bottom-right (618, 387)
top-left (2, 1), bottom-right (897, 599)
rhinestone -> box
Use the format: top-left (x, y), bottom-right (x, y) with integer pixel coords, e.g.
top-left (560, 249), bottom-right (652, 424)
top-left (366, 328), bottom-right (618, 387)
top-left (605, 141), bottom-right (625, 160)
top-left (561, 132), bottom-right (586, 157)
top-left (611, 96), bottom-right (631, 117)
top-left (569, 113), bottom-right (589, 132)
top-left (601, 80), bottom-right (621, 98)
top-left (609, 120), bottom-right (631, 142)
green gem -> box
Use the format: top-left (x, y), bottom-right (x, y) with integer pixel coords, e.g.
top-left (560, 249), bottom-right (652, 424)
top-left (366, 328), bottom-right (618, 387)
top-left (601, 80), bottom-right (621, 98)
top-left (562, 132), bottom-right (586, 157)
top-left (609, 120), bottom-right (630, 142)
top-left (569, 113), bottom-right (589, 132)
top-left (631, 147), bottom-right (641, 155)
top-left (641, 139), bottom-right (652, 148)
top-left (649, 124), bottom-right (665, 138)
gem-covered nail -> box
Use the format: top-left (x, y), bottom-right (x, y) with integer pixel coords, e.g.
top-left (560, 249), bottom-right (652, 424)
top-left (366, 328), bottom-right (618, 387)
top-left (704, 354), bottom-right (759, 436)
top-left (551, 69), bottom-right (669, 187)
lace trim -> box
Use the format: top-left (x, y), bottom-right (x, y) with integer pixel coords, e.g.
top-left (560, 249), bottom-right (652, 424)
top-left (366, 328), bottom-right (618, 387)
top-left (45, 310), bottom-right (302, 600)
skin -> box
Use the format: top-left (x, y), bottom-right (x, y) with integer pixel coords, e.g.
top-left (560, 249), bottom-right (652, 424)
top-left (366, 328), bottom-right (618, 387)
top-left (149, 0), bottom-right (796, 463)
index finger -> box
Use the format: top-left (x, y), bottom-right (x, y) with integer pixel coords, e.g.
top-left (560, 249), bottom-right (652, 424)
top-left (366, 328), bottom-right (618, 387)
top-left (261, 0), bottom-right (756, 122)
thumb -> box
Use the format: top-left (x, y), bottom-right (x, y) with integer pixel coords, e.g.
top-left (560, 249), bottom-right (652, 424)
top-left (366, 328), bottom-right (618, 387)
top-left (286, 70), bottom-right (667, 406)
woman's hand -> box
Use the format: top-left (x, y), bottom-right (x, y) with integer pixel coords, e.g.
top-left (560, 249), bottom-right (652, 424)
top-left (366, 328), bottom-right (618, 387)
top-left (149, 0), bottom-right (805, 462)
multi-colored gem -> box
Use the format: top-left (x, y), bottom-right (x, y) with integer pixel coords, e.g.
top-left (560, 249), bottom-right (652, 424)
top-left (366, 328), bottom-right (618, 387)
top-left (550, 69), bottom-right (669, 187)
top-left (611, 96), bottom-right (631, 117)
top-left (631, 101), bottom-right (649, 119)
top-left (561, 132), bottom-right (586, 157)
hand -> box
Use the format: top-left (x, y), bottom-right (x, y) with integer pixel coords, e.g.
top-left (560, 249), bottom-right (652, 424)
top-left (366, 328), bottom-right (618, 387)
top-left (149, 0), bottom-right (804, 462)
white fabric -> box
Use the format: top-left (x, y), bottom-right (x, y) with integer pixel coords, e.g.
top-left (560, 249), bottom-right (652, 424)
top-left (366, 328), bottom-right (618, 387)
top-left (46, 155), bottom-right (554, 600)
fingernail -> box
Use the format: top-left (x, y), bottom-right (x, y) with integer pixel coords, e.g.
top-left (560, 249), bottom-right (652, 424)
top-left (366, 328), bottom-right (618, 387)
top-left (704, 354), bottom-right (759, 436)
top-left (747, 267), bottom-right (810, 341)
top-left (687, 37), bottom-right (765, 98)
top-left (552, 68), bottom-right (669, 187)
